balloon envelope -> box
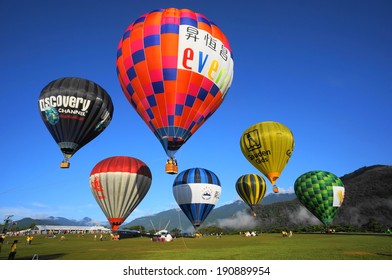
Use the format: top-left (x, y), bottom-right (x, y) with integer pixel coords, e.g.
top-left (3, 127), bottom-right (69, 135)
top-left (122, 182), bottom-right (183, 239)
top-left (240, 121), bottom-right (294, 187)
top-left (38, 77), bottom-right (114, 166)
top-left (89, 156), bottom-right (152, 230)
top-left (173, 168), bottom-right (221, 229)
top-left (294, 170), bottom-right (345, 227)
top-left (235, 174), bottom-right (266, 214)
top-left (116, 8), bottom-right (234, 161)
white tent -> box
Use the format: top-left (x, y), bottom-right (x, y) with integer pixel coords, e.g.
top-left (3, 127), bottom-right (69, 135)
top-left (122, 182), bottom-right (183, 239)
top-left (32, 225), bottom-right (111, 234)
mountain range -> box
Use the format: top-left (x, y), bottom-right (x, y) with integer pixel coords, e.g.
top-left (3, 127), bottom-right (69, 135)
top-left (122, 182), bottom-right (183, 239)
top-left (252, 165), bottom-right (392, 231)
top-left (123, 192), bottom-right (296, 232)
top-left (14, 216), bottom-right (99, 229)
top-left (11, 165), bottom-right (392, 231)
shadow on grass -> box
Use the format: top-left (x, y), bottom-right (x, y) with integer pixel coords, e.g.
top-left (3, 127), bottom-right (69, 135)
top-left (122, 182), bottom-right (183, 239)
top-left (17, 253), bottom-right (66, 260)
top-left (376, 252), bottom-right (392, 257)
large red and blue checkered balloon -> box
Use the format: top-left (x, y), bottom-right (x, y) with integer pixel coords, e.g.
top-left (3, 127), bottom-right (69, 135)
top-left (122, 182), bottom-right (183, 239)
top-left (116, 8), bottom-right (234, 161)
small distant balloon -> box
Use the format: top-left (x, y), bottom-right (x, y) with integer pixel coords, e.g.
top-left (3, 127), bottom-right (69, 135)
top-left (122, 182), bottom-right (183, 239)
top-left (235, 174), bottom-right (267, 216)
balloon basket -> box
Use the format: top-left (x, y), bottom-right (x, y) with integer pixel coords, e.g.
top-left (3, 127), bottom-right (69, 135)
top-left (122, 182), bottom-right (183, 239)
top-left (165, 162), bottom-right (178, 174)
top-left (273, 186), bottom-right (279, 193)
top-left (60, 161), bottom-right (70, 168)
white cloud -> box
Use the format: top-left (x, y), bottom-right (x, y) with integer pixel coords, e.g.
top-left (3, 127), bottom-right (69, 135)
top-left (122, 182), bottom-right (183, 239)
top-left (288, 207), bottom-right (320, 224)
top-left (211, 211), bottom-right (258, 230)
top-left (31, 202), bottom-right (49, 208)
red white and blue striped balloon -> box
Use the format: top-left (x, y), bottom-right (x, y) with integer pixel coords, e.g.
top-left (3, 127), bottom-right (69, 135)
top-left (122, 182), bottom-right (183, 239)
top-left (173, 167), bottom-right (221, 229)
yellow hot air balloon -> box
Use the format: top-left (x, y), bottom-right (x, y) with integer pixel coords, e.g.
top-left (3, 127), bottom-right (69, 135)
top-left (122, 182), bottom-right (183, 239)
top-left (240, 121), bottom-right (294, 193)
top-left (235, 174), bottom-right (267, 216)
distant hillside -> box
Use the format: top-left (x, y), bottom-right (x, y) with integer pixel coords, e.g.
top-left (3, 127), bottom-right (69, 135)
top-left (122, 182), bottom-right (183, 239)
top-left (335, 165), bottom-right (392, 226)
top-left (123, 193), bottom-right (296, 231)
top-left (15, 216), bottom-right (101, 229)
top-left (10, 196), bottom-right (291, 232)
top-left (253, 165), bottom-right (392, 230)
top-left (128, 165), bottom-right (391, 232)
top-left (12, 165), bottom-right (391, 232)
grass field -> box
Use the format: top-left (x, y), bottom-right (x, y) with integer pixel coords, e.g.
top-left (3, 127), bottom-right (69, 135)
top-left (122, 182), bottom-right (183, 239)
top-left (0, 233), bottom-right (391, 260)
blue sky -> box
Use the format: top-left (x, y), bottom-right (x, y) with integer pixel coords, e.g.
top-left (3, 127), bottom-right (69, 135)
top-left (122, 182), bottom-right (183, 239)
top-left (1, 0), bottom-right (391, 224)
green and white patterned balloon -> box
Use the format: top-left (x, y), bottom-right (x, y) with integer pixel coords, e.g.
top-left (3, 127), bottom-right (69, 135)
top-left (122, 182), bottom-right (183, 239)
top-left (294, 171), bottom-right (345, 226)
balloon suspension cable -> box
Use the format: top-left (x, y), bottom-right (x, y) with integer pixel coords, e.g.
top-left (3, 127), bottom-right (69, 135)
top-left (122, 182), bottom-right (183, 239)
top-left (168, 156), bottom-right (177, 164)
top-left (176, 208), bottom-right (188, 249)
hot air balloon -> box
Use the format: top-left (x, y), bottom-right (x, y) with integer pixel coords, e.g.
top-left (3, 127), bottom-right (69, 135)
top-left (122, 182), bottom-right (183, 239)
top-left (89, 156), bottom-right (152, 230)
top-left (116, 8), bottom-right (234, 174)
top-left (240, 121), bottom-right (294, 193)
top-left (173, 167), bottom-right (221, 230)
top-left (294, 170), bottom-right (345, 232)
top-left (38, 77), bottom-right (114, 168)
top-left (235, 174), bottom-right (267, 216)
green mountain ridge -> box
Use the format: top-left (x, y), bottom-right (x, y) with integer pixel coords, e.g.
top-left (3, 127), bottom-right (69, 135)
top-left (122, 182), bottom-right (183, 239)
top-left (124, 192), bottom-right (296, 232)
top-left (253, 165), bottom-right (392, 231)
top-left (11, 165), bottom-right (392, 232)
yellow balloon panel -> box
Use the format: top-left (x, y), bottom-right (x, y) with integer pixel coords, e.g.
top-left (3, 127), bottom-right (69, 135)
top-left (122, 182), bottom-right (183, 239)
top-left (240, 121), bottom-right (294, 185)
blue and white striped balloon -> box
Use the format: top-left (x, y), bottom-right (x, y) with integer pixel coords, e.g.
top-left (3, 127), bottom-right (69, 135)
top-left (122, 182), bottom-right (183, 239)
top-left (173, 168), bottom-right (221, 229)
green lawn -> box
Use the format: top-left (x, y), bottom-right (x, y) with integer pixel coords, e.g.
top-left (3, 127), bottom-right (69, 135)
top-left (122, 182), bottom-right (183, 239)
top-left (0, 233), bottom-right (390, 260)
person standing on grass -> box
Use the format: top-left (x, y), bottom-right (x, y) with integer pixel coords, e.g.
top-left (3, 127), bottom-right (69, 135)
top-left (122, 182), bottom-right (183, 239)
top-left (8, 240), bottom-right (17, 260)
top-left (0, 235), bottom-right (4, 254)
